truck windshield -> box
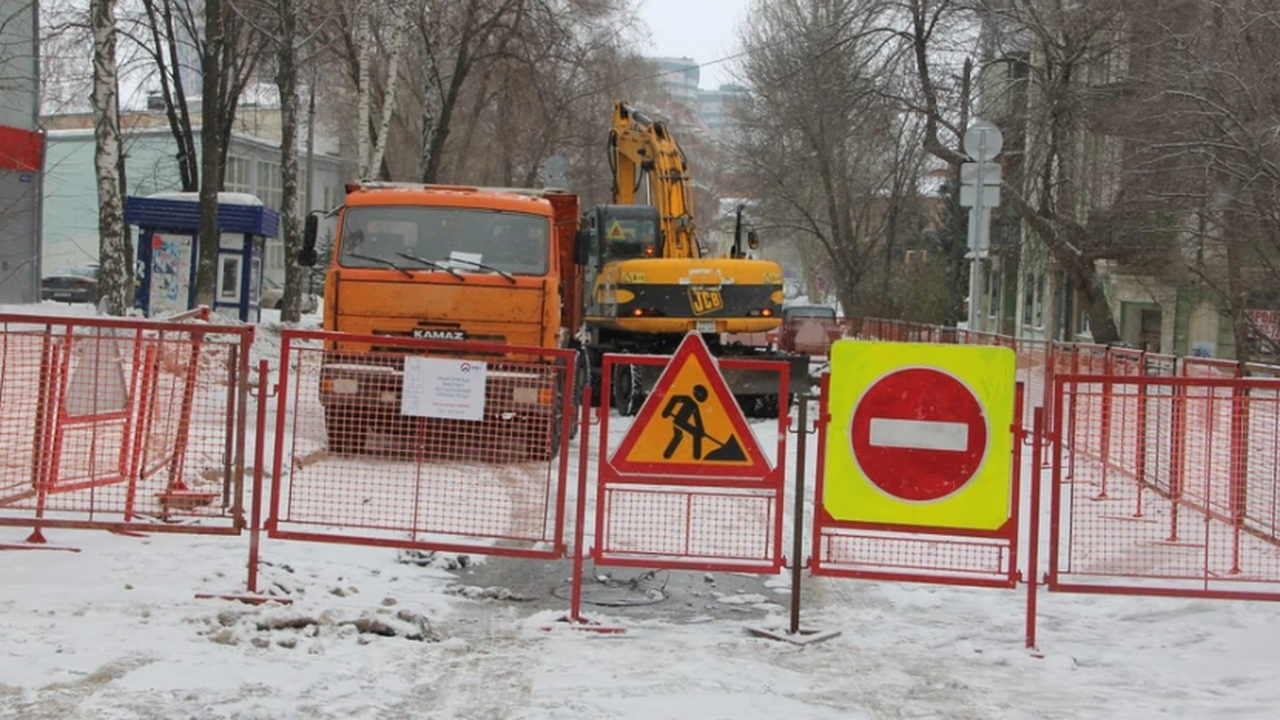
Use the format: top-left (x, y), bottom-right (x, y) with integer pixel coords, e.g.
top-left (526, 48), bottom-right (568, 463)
top-left (338, 206), bottom-right (550, 275)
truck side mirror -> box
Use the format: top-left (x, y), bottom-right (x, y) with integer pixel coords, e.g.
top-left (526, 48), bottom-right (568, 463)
top-left (299, 212), bottom-right (319, 267)
top-left (574, 228), bottom-right (591, 266)
top-left (747, 230), bottom-right (760, 251)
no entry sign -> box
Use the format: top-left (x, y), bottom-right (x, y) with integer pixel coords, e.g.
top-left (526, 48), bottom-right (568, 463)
top-left (823, 341), bottom-right (1016, 531)
top-left (850, 367), bottom-right (988, 502)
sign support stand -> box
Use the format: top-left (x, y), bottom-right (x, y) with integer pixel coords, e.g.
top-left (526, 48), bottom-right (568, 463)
top-left (748, 395), bottom-right (840, 646)
top-left (545, 386), bottom-right (625, 634)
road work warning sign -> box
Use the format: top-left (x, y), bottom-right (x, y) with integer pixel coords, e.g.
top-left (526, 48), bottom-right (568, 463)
top-left (609, 333), bottom-right (771, 479)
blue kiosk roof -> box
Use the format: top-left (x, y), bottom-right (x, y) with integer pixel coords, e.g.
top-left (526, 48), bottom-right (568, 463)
top-left (124, 196), bottom-right (280, 237)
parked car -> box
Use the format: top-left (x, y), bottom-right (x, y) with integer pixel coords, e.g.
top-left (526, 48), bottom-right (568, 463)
top-left (777, 304), bottom-right (841, 355)
top-left (261, 277), bottom-right (318, 314)
top-left (41, 265), bottom-right (100, 304)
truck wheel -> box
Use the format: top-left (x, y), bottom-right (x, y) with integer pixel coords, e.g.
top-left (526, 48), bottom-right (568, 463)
top-left (612, 363), bottom-right (644, 416)
top-left (738, 394), bottom-right (790, 419)
top-left (525, 410), bottom-right (561, 462)
top-left (325, 408), bottom-right (366, 455)
top-left (570, 348), bottom-right (589, 437)
top-left (579, 347), bottom-right (602, 408)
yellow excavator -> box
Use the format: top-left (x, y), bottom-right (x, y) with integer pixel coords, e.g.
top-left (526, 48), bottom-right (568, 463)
top-left (575, 101), bottom-right (807, 415)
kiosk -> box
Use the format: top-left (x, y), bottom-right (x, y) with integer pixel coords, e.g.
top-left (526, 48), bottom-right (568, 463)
top-left (124, 192), bottom-right (279, 322)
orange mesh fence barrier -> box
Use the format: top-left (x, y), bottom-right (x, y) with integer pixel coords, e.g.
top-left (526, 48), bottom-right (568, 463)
top-left (268, 330), bottom-right (574, 558)
top-left (0, 313), bottom-right (253, 539)
top-left (1183, 356), bottom-right (1243, 379)
top-left (1050, 373), bottom-right (1280, 600)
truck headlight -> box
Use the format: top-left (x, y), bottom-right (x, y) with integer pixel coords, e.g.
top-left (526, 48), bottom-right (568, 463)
top-left (330, 377), bottom-right (359, 395)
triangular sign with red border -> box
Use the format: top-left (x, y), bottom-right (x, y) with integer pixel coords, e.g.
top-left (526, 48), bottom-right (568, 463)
top-left (610, 333), bottom-right (772, 478)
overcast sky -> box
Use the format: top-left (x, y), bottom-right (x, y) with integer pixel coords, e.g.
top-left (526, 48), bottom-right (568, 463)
top-left (636, 0), bottom-right (750, 89)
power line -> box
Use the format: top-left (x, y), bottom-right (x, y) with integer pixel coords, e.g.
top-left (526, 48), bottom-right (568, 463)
top-left (593, 47), bottom-right (753, 96)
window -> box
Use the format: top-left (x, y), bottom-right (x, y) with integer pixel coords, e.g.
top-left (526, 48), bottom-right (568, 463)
top-left (217, 255), bottom-right (242, 302)
top-left (1022, 274), bottom-right (1035, 325)
top-left (986, 266), bottom-right (1001, 320)
top-left (266, 239), bottom-right (285, 274)
top-left (297, 166), bottom-right (309, 210)
top-left (225, 156), bottom-right (252, 194)
top-left (1023, 273), bottom-right (1045, 328)
top-left (256, 159), bottom-right (283, 210)
top-left (602, 217), bottom-right (659, 260)
top-left (323, 185), bottom-right (341, 211)
top-left (1032, 274), bottom-right (1044, 327)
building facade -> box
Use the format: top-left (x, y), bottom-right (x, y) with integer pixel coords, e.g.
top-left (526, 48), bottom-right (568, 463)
top-left (42, 112), bottom-right (348, 292)
top-left (0, 0), bottom-right (42, 304)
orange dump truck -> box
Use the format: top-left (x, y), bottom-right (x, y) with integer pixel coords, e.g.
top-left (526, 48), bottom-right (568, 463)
top-left (298, 183), bottom-right (584, 459)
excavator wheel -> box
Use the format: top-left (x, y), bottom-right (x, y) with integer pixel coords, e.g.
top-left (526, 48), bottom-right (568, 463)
top-left (612, 362), bottom-right (645, 416)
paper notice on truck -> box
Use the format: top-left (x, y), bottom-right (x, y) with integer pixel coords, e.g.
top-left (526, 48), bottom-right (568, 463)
top-left (448, 251), bottom-right (484, 267)
top-left (401, 357), bottom-right (488, 421)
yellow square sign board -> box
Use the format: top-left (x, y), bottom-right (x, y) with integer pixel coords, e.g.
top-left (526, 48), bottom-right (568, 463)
top-left (824, 340), bottom-right (1016, 531)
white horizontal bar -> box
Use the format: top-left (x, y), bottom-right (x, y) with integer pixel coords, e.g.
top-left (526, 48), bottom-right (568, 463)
top-left (869, 418), bottom-right (968, 452)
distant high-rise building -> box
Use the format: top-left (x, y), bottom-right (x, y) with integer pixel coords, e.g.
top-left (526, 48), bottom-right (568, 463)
top-left (651, 57), bottom-right (701, 115)
top-left (698, 84), bottom-right (749, 138)
top-left (647, 56), bottom-right (749, 141)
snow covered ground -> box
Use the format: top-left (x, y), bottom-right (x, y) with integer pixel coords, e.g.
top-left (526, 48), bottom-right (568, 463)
top-left (3, 302), bottom-right (1280, 719)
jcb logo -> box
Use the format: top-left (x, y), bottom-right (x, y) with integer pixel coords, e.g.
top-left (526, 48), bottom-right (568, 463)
top-left (689, 289), bottom-right (724, 316)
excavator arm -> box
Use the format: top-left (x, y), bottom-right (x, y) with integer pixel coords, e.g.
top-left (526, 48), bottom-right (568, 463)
top-left (609, 101), bottom-right (700, 259)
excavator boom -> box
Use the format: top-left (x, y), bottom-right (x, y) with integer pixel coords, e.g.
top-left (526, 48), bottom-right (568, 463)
top-left (610, 102), bottom-right (699, 260)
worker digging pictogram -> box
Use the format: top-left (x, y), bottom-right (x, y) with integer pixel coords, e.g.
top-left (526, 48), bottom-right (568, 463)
top-left (609, 332), bottom-right (771, 479)
top-left (660, 384), bottom-right (748, 462)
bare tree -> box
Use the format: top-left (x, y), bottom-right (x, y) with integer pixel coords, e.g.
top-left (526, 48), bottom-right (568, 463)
top-left (1131, 0), bottom-right (1280, 361)
top-left (321, 0), bottom-right (641, 191)
top-left (459, 0), bottom-right (646, 191)
top-left (194, 0), bottom-right (225, 307)
top-left (234, 0), bottom-right (336, 322)
top-left (367, 2), bottom-right (411, 177)
top-left (902, 0), bottom-right (1131, 342)
top-left (415, 0), bottom-right (526, 184)
top-left (355, 4), bottom-right (371, 178)
top-left (730, 0), bottom-right (930, 317)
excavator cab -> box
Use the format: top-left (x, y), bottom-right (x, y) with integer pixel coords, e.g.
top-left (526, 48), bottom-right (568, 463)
top-left (579, 204), bottom-right (662, 319)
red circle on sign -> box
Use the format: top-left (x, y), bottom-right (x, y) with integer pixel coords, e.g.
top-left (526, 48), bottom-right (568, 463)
top-left (849, 367), bottom-right (988, 502)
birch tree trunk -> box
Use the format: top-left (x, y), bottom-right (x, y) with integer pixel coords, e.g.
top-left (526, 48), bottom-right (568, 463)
top-left (356, 8), bottom-right (372, 179)
top-left (89, 0), bottom-right (130, 316)
top-left (369, 6), bottom-right (409, 180)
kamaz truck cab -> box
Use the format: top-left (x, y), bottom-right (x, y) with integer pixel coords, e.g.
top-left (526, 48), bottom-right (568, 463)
top-left (299, 182), bottom-right (582, 459)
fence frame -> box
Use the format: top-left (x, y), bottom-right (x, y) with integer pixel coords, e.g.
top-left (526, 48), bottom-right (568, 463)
top-left (592, 352), bottom-right (790, 573)
top-left (0, 312), bottom-right (254, 541)
top-left (809, 375), bottom-right (1026, 589)
top-left (1048, 372), bottom-right (1280, 602)
top-left (266, 328), bottom-right (576, 560)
